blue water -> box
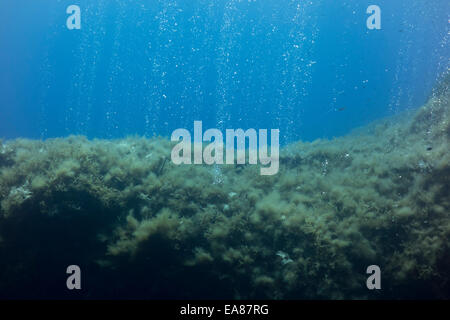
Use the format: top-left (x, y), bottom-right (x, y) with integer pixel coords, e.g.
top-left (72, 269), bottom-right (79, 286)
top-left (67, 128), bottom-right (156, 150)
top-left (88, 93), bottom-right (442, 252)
top-left (0, 0), bottom-right (448, 143)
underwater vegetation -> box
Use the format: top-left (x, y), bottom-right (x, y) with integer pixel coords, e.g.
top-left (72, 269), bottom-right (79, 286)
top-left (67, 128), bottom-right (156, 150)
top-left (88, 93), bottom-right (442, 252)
top-left (0, 75), bottom-right (449, 299)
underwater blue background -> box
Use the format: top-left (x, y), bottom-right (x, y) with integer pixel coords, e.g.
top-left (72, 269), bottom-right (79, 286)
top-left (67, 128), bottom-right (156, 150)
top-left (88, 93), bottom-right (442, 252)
top-left (0, 0), bottom-right (448, 144)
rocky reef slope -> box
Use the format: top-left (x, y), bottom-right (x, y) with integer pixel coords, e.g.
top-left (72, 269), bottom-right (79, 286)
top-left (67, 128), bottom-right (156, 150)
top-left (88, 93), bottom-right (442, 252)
top-left (0, 76), bottom-right (449, 299)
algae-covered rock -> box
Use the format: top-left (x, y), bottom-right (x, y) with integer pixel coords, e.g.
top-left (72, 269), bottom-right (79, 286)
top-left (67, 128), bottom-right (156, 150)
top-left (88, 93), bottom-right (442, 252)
top-left (0, 80), bottom-right (449, 299)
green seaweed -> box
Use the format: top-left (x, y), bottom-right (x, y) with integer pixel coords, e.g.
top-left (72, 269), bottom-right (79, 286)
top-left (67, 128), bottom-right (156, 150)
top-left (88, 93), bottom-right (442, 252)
top-left (0, 77), bottom-right (449, 299)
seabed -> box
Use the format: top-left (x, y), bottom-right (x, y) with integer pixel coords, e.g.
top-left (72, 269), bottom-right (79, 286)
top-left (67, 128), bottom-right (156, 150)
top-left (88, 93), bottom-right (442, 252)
top-left (0, 77), bottom-right (449, 299)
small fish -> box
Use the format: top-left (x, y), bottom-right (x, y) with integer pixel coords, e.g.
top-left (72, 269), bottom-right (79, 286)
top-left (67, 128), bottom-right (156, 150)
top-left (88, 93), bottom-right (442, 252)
top-left (337, 107), bottom-right (346, 112)
top-left (426, 147), bottom-right (433, 151)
